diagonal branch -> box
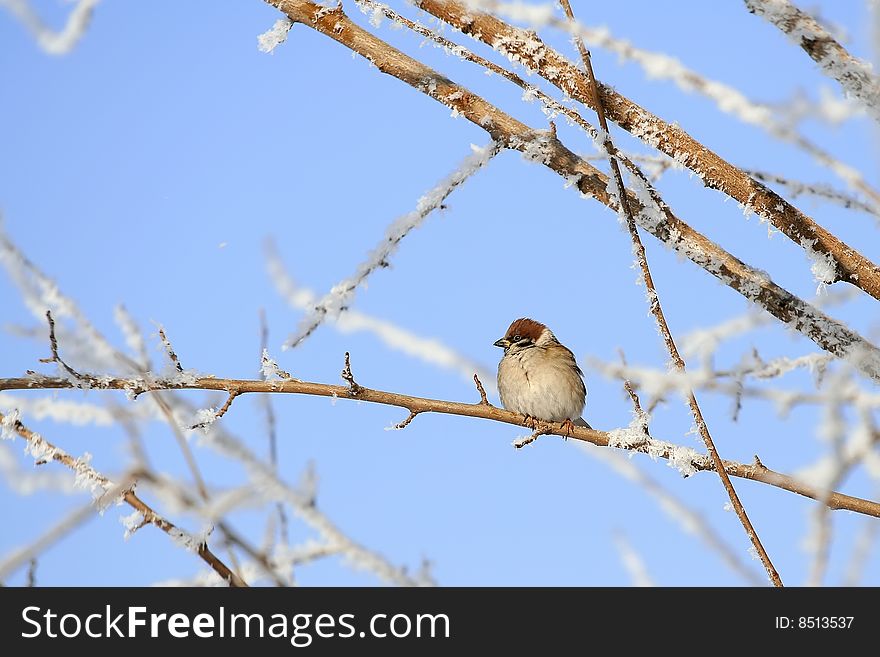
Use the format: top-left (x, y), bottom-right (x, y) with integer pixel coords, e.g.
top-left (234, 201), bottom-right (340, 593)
top-left (560, 0), bottom-right (781, 587)
top-left (265, 0), bottom-right (880, 383)
top-left (743, 0), bottom-right (880, 124)
top-left (468, 0), bottom-right (880, 205)
top-left (0, 411), bottom-right (248, 587)
top-left (283, 139), bottom-right (500, 350)
top-left (4, 373), bottom-right (879, 519)
top-left (414, 0), bottom-right (880, 301)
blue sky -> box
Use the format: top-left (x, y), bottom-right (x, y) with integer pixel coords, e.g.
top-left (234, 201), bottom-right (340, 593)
top-left (0, 0), bottom-right (878, 586)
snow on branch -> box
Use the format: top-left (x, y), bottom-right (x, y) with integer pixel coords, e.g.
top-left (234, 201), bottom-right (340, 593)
top-left (257, 17), bottom-right (293, 53)
top-left (270, 0), bottom-right (880, 383)
top-left (5, 371), bottom-right (880, 520)
top-left (559, 18), bottom-right (875, 202)
top-left (1, 0), bottom-right (98, 55)
top-left (282, 141), bottom-right (500, 350)
top-left (743, 0), bottom-right (880, 124)
top-left (0, 408), bottom-right (248, 586)
top-left (418, 0), bottom-right (880, 298)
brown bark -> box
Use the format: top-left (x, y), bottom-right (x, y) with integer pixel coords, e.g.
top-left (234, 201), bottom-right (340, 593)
top-left (415, 0), bottom-right (880, 301)
top-left (266, 0), bottom-right (880, 383)
top-left (4, 374), bottom-right (878, 519)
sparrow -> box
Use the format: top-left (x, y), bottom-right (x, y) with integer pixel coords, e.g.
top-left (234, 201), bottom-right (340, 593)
top-left (494, 317), bottom-right (592, 432)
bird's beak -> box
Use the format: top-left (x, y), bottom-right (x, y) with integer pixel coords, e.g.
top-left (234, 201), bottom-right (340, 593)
top-left (493, 337), bottom-right (510, 349)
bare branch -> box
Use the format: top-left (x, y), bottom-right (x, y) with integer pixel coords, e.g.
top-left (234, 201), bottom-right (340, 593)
top-left (6, 372), bottom-right (877, 518)
top-left (40, 311), bottom-right (84, 380)
top-left (473, 373), bottom-right (490, 405)
top-left (341, 351), bottom-right (361, 395)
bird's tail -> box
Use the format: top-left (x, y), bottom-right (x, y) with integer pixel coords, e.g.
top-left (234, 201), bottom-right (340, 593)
top-left (573, 417), bottom-right (593, 430)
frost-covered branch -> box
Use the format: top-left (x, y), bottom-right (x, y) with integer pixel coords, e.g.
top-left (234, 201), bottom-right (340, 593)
top-left (0, 410), bottom-right (248, 587)
top-left (745, 170), bottom-right (880, 220)
top-left (265, 0), bottom-right (880, 383)
top-left (283, 140), bottom-right (500, 350)
top-left (471, 0), bottom-right (879, 204)
top-left (743, 0), bottom-right (880, 124)
top-left (562, 0), bottom-right (781, 586)
top-left (0, 228), bottom-right (437, 586)
top-left (4, 372), bottom-right (879, 519)
top-left (1, 0), bottom-right (98, 55)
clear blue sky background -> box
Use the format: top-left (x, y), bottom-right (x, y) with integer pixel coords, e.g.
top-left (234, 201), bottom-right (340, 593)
top-left (0, 0), bottom-right (878, 586)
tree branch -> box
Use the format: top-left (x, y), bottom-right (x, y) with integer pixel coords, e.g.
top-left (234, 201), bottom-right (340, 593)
top-left (265, 0), bottom-right (880, 384)
top-left (0, 410), bottom-right (248, 587)
top-left (560, 0), bottom-right (782, 587)
top-left (414, 0), bottom-right (880, 300)
top-left (4, 373), bottom-right (879, 519)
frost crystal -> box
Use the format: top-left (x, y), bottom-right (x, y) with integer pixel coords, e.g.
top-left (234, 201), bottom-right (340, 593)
top-left (801, 238), bottom-right (839, 292)
top-left (257, 19), bottom-right (293, 54)
top-left (192, 407), bottom-right (219, 434)
top-left (120, 510), bottom-right (143, 540)
top-left (1, 409), bottom-right (21, 440)
top-left (261, 348), bottom-right (291, 381)
top-left (167, 527), bottom-right (200, 553)
top-left (170, 369), bottom-right (199, 386)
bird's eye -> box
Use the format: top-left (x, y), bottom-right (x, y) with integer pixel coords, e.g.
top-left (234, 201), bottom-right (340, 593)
top-left (512, 335), bottom-right (521, 341)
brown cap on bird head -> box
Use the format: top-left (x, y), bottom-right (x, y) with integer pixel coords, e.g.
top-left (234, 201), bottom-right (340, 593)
top-left (493, 317), bottom-right (546, 349)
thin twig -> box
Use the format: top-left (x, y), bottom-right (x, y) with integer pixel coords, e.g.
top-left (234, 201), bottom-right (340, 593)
top-left (341, 351), bottom-right (361, 395)
top-left (189, 390), bottom-right (240, 430)
top-left (39, 311), bottom-right (84, 380)
top-left (513, 423), bottom-right (555, 449)
top-left (473, 373), bottom-right (490, 405)
top-left (394, 410), bottom-right (420, 429)
top-left (157, 325), bottom-right (184, 373)
top-left (560, 0), bottom-right (782, 587)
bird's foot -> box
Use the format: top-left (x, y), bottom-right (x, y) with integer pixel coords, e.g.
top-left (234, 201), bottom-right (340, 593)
top-left (522, 414), bottom-right (540, 430)
top-left (560, 419), bottom-right (577, 437)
